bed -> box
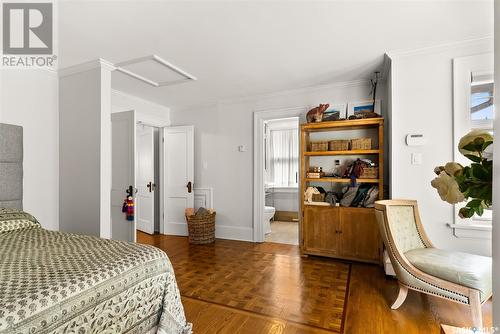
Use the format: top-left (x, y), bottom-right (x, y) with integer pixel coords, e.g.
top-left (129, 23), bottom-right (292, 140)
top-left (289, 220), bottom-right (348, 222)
top-left (0, 123), bottom-right (192, 334)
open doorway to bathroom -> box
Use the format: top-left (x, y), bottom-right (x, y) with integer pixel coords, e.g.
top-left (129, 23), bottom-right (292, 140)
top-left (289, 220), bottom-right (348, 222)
top-left (263, 117), bottom-right (299, 245)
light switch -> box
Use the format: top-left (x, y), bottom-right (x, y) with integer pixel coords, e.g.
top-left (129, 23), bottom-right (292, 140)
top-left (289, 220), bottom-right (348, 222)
top-left (411, 153), bottom-right (422, 165)
top-left (238, 145), bottom-right (246, 152)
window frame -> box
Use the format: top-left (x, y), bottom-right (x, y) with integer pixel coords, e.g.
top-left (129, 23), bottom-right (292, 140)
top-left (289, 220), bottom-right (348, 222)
top-left (451, 53), bottom-right (493, 238)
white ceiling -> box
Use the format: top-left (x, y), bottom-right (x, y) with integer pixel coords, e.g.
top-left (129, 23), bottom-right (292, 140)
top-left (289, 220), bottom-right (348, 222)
top-left (58, 1), bottom-right (493, 111)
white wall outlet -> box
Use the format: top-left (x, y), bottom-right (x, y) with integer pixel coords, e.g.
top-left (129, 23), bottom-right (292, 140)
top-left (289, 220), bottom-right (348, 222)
top-left (411, 153), bottom-right (422, 165)
top-left (238, 145), bottom-right (246, 152)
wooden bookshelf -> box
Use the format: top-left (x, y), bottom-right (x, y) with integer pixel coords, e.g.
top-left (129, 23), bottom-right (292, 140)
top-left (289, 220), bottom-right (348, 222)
top-left (299, 118), bottom-right (384, 263)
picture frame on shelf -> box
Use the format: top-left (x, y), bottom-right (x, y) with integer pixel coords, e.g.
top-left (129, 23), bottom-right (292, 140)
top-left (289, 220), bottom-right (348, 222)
top-left (322, 103), bottom-right (347, 121)
top-left (347, 100), bottom-right (381, 118)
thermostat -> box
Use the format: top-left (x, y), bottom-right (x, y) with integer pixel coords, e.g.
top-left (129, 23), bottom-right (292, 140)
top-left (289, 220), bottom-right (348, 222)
top-left (406, 134), bottom-right (426, 146)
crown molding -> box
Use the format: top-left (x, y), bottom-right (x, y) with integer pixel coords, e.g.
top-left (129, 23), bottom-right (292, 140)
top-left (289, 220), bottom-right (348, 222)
top-left (253, 105), bottom-right (308, 116)
top-left (218, 78), bottom-right (371, 107)
top-left (58, 58), bottom-right (116, 78)
top-left (386, 36), bottom-right (493, 60)
top-left (171, 78), bottom-right (372, 113)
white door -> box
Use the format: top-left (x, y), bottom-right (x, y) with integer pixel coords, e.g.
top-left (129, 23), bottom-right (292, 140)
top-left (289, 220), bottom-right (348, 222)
top-left (163, 126), bottom-right (194, 235)
top-left (136, 125), bottom-right (155, 234)
top-left (111, 110), bottom-right (136, 242)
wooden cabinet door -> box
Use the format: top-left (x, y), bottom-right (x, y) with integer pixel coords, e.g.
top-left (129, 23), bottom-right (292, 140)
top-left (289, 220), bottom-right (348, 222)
top-left (303, 206), bottom-right (339, 256)
top-left (338, 208), bottom-right (380, 263)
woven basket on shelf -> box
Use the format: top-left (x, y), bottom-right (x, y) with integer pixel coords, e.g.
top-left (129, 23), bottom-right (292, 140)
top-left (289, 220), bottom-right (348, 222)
top-left (351, 138), bottom-right (372, 150)
top-left (360, 167), bottom-right (378, 179)
top-left (310, 141), bottom-right (328, 152)
top-left (185, 208), bottom-right (216, 244)
top-left (328, 140), bottom-right (350, 151)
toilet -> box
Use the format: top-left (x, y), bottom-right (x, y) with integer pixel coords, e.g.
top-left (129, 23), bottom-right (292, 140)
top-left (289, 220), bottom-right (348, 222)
top-left (263, 206), bottom-right (276, 235)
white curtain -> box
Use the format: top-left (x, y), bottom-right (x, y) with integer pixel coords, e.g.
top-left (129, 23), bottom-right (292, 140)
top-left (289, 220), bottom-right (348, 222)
top-left (269, 129), bottom-right (298, 187)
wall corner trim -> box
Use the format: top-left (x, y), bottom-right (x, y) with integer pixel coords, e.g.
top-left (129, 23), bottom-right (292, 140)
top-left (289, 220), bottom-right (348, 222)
top-left (58, 58), bottom-right (116, 78)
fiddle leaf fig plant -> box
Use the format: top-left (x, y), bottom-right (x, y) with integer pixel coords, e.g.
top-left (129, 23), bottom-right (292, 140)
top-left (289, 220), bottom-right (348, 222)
top-left (431, 129), bottom-right (493, 219)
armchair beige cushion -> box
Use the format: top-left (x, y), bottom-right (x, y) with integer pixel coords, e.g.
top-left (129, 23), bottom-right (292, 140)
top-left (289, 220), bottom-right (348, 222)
top-left (405, 248), bottom-right (492, 302)
top-left (375, 200), bottom-right (492, 329)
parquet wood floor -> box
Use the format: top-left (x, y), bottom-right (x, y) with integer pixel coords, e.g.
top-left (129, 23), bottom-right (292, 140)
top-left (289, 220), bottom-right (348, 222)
top-left (137, 232), bottom-right (493, 334)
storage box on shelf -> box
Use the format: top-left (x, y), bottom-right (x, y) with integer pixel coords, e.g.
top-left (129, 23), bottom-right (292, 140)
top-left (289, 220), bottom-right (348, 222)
top-left (310, 141), bottom-right (328, 151)
top-left (328, 140), bottom-right (350, 151)
top-left (351, 137), bottom-right (372, 150)
top-left (300, 118), bottom-right (384, 263)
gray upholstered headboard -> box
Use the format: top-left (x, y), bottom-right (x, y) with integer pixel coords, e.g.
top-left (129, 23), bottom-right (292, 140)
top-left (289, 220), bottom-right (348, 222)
top-left (0, 123), bottom-right (23, 209)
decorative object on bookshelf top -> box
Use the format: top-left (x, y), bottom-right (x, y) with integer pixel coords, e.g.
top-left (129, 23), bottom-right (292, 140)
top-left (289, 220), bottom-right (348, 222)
top-left (322, 103), bottom-right (347, 121)
top-left (306, 103), bottom-right (329, 123)
top-left (347, 100), bottom-right (382, 119)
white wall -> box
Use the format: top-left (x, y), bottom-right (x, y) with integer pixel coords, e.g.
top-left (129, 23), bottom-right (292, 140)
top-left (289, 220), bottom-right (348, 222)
top-left (111, 89), bottom-right (170, 126)
top-left (170, 81), bottom-right (380, 241)
top-left (0, 69), bottom-right (59, 231)
top-left (492, 1), bottom-right (499, 327)
top-left (388, 38), bottom-right (493, 256)
top-left (59, 63), bottom-right (113, 237)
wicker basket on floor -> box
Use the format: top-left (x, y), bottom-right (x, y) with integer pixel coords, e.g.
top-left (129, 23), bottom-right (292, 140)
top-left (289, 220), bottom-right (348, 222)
top-left (185, 208), bottom-right (216, 244)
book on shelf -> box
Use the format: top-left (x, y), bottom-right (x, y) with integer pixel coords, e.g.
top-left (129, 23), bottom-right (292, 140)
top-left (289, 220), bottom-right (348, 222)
top-left (306, 172), bottom-right (324, 179)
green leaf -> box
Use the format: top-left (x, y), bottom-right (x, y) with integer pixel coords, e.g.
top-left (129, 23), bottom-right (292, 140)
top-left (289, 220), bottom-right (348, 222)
top-left (475, 205), bottom-right (484, 216)
top-left (467, 199), bottom-right (482, 207)
top-left (482, 141), bottom-right (493, 151)
top-left (465, 154), bottom-right (482, 163)
top-left (470, 164), bottom-right (489, 180)
top-left (462, 143), bottom-right (477, 152)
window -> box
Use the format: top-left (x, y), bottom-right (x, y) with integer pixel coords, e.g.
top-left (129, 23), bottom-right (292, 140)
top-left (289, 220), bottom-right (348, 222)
top-left (269, 129), bottom-right (299, 187)
top-left (470, 72), bottom-right (494, 129)
top-left (469, 72), bottom-right (494, 225)
top-left (452, 54), bottom-right (493, 236)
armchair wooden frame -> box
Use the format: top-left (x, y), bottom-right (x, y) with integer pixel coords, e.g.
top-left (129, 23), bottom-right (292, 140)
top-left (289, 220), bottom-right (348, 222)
top-left (375, 200), bottom-right (491, 328)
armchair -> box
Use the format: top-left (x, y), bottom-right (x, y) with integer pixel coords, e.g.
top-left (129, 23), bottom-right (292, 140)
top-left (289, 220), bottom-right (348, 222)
top-left (374, 200), bottom-right (492, 328)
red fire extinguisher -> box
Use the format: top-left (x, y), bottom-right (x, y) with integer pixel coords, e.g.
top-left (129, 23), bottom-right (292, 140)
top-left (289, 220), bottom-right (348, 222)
top-left (122, 195), bottom-right (134, 221)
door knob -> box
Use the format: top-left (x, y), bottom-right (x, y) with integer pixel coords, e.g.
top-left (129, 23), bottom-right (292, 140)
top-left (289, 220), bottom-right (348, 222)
top-left (187, 181), bottom-right (192, 193)
top-left (147, 182), bottom-right (153, 192)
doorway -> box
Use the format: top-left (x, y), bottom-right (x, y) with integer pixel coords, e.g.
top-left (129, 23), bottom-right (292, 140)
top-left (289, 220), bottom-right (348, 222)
top-left (263, 117), bottom-right (300, 245)
top-left (111, 110), bottom-right (195, 242)
top-left (136, 123), bottom-right (161, 235)
top-left (253, 107), bottom-right (306, 244)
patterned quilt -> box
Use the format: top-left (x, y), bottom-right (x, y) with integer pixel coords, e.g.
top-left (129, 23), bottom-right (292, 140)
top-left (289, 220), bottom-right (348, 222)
top-left (0, 208), bottom-right (192, 334)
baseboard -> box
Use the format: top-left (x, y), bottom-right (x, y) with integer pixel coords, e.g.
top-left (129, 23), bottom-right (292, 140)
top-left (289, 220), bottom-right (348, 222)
top-left (215, 225), bottom-right (253, 242)
top-left (163, 222), bottom-right (253, 242)
top-left (163, 222), bottom-right (188, 236)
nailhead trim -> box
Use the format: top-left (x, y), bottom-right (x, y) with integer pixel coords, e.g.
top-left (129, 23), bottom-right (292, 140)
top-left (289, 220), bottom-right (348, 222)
top-left (382, 208), bottom-right (470, 305)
